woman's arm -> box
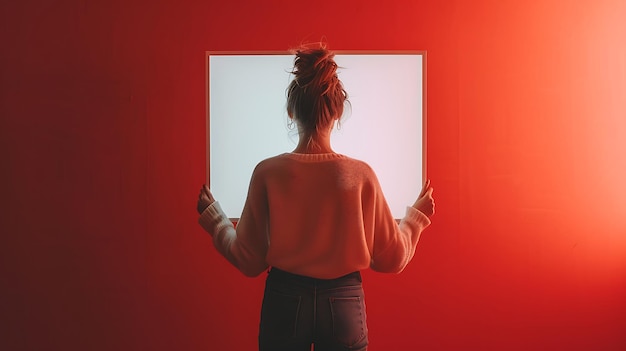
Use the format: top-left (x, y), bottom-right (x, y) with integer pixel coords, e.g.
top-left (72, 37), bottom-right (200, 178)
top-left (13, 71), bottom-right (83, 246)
top-left (197, 165), bottom-right (270, 277)
top-left (369, 180), bottom-right (434, 273)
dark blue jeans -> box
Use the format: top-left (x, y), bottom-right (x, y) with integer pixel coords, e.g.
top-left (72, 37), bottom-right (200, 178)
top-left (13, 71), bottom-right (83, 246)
top-left (259, 268), bottom-right (369, 351)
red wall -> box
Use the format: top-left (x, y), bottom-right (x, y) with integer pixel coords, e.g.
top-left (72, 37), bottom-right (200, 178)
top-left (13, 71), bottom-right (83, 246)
top-left (2, 0), bottom-right (625, 350)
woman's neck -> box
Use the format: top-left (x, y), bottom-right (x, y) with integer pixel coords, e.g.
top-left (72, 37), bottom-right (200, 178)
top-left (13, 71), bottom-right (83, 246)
top-left (292, 131), bottom-right (334, 154)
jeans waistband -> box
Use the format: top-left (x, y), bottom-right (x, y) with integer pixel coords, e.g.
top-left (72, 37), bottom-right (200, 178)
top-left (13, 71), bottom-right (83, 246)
top-left (268, 267), bottom-right (362, 288)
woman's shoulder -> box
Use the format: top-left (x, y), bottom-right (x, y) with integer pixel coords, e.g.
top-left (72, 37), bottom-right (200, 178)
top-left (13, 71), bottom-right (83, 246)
top-left (252, 153), bottom-right (297, 175)
top-left (255, 153), bottom-right (294, 167)
top-left (330, 153), bottom-right (375, 170)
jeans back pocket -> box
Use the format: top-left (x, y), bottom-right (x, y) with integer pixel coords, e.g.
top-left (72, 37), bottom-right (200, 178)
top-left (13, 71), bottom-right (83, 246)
top-left (329, 296), bottom-right (368, 348)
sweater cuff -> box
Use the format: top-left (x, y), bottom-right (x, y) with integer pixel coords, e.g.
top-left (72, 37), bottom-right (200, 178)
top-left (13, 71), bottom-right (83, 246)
top-left (198, 201), bottom-right (233, 236)
top-left (404, 206), bottom-right (432, 227)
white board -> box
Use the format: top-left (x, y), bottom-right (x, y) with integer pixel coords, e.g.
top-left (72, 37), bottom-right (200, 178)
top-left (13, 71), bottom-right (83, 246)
top-left (207, 52), bottom-right (425, 219)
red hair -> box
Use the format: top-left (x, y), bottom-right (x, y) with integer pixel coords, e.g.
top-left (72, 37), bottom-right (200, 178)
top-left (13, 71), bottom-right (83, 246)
top-left (286, 43), bottom-right (348, 136)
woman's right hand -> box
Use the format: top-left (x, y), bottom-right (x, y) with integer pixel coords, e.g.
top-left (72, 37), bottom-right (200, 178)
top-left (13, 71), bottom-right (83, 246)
top-left (197, 184), bottom-right (216, 214)
top-left (412, 179), bottom-right (434, 217)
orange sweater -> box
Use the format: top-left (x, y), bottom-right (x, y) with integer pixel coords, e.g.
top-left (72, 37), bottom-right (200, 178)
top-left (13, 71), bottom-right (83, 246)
top-left (199, 152), bottom-right (431, 279)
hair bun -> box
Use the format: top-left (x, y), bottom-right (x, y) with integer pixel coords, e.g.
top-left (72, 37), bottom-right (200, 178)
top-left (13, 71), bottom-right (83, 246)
top-left (286, 42), bottom-right (348, 136)
top-left (291, 45), bottom-right (339, 96)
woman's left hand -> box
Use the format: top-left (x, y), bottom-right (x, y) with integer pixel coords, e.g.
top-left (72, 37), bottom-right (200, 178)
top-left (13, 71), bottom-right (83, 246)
top-left (197, 184), bottom-right (216, 214)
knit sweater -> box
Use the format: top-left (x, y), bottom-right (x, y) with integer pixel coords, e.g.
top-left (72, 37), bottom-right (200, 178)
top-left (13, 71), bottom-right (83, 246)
top-left (199, 152), bottom-right (431, 279)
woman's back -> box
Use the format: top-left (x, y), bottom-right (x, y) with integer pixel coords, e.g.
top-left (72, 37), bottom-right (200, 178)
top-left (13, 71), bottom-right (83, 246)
top-left (260, 152), bottom-right (381, 279)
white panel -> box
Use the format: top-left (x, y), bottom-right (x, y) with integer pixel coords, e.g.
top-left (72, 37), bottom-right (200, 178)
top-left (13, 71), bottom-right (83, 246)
top-left (208, 53), bottom-right (424, 219)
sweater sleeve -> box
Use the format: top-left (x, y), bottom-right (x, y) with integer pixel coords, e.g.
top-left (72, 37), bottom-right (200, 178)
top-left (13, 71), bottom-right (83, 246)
top-left (198, 165), bottom-right (270, 277)
top-left (367, 177), bottom-right (432, 273)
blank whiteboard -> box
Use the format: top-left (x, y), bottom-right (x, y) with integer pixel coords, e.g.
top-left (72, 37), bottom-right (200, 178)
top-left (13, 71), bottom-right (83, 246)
top-left (206, 51), bottom-right (426, 220)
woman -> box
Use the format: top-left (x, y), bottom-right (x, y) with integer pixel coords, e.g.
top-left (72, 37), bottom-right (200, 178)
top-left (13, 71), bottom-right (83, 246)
top-left (197, 44), bottom-right (434, 351)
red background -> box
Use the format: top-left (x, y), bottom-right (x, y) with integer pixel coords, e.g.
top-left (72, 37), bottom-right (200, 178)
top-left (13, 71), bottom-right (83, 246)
top-left (2, 0), bottom-right (625, 350)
